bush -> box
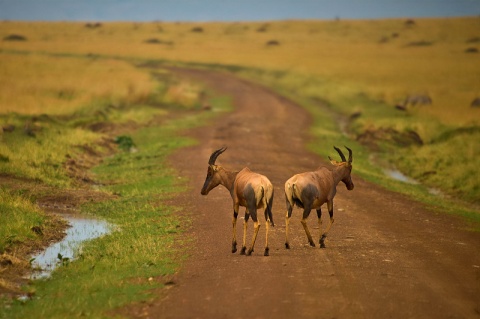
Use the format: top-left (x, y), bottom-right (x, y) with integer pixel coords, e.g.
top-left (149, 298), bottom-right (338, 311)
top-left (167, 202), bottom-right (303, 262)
top-left (3, 34), bottom-right (27, 41)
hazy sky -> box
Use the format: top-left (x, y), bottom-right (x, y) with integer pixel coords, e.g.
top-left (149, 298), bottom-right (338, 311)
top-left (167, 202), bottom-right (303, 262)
top-left (1, 0), bottom-right (479, 21)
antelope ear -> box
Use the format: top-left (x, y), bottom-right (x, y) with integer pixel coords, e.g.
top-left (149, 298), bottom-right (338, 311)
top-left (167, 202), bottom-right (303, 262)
top-left (328, 156), bottom-right (338, 165)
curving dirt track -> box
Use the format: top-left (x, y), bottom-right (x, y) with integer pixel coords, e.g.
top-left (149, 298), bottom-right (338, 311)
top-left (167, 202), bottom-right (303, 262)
top-left (128, 68), bottom-right (480, 318)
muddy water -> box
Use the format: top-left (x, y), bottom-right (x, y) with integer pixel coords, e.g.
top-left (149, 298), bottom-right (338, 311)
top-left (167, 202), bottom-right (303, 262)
top-left (30, 214), bottom-right (111, 279)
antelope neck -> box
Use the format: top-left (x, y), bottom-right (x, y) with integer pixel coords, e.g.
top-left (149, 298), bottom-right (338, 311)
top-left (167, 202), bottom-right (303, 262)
top-left (331, 164), bottom-right (350, 185)
top-left (218, 167), bottom-right (239, 195)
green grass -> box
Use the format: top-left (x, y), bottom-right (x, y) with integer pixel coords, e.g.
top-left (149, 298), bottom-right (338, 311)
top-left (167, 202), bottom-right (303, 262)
top-left (0, 113), bottom-right (99, 187)
top-left (0, 62), bottom-right (232, 318)
top-left (392, 130), bottom-right (480, 203)
top-left (0, 188), bottom-right (47, 253)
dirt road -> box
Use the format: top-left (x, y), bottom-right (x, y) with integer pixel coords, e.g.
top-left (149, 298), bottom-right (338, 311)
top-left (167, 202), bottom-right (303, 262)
top-left (128, 68), bottom-right (480, 318)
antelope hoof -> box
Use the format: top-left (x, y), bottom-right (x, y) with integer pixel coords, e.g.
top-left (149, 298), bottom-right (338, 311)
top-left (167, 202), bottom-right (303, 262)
top-left (240, 246), bottom-right (247, 255)
top-left (246, 249), bottom-right (253, 256)
top-left (309, 241), bottom-right (315, 247)
top-left (264, 247), bottom-right (269, 256)
top-left (285, 243), bottom-right (290, 249)
top-left (320, 235), bottom-right (327, 248)
top-left (232, 242), bottom-right (237, 253)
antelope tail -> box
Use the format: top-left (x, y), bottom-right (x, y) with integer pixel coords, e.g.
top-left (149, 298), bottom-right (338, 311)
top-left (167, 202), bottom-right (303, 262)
top-left (263, 186), bottom-right (275, 227)
top-left (291, 183), bottom-right (304, 209)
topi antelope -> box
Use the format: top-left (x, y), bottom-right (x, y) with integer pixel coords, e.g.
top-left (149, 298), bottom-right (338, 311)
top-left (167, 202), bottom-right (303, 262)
top-left (284, 146), bottom-right (354, 249)
top-left (201, 147), bottom-right (274, 256)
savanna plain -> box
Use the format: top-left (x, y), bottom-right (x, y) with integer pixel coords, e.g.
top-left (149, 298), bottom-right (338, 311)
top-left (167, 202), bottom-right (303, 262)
top-left (0, 17), bottom-right (479, 318)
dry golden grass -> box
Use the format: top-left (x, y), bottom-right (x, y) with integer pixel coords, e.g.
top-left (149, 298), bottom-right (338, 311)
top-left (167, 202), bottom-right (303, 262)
top-left (0, 51), bottom-right (154, 114)
top-left (1, 18), bottom-right (479, 123)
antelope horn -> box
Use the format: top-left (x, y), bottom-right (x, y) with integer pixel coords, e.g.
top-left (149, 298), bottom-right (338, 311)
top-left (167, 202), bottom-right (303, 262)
top-left (345, 146), bottom-right (353, 163)
top-left (208, 146), bottom-right (227, 165)
top-left (333, 146), bottom-right (347, 162)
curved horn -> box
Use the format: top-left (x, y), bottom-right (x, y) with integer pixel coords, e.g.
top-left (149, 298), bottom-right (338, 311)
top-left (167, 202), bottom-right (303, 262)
top-left (345, 146), bottom-right (353, 163)
top-left (333, 146), bottom-right (347, 162)
top-left (208, 146), bottom-right (227, 165)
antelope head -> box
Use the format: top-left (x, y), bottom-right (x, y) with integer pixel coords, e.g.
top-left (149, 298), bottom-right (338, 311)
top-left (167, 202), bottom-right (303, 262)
top-left (329, 146), bottom-right (354, 190)
top-left (201, 146), bottom-right (227, 195)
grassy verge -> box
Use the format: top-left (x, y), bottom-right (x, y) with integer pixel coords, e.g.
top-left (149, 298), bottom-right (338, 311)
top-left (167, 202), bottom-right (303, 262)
top-left (0, 59), bottom-right (231, 317)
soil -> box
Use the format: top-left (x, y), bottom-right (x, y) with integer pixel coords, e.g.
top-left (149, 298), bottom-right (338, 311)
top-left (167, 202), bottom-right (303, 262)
top-left (118, 68), bottom-right (480, 318)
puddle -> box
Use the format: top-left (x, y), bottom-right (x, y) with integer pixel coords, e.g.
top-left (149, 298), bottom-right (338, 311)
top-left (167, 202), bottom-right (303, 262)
top-left (383, 168), bottom-right (443, 196)
top-left (383, 168), bottom-right (419, 184)
top-left (30, 214), bottom-right (111, 279)
top-left (427, 187), bottom-right (443, 196)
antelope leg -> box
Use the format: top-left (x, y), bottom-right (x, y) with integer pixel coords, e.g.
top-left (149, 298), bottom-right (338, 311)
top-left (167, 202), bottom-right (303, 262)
top-left (232, 211), bottom-right (238, 253)
top-left (316, 208), bottom-right (323, 245)
top-left (285, 213), bottom-right (291, 249)
top-left (301, 208), bottom-right (315, 247)
top-left (301, 219), bottom-right (315, 247)
top-left (247, 221), bottom-right (260, 256)
top-left (320, 202), bottom-right (335, 248)
top-left (285, 201), bottom-right (293, 249)
top-left (241, 214), bottom-right (249, 255)
top-left (264, 217), bottom-right (270, 256)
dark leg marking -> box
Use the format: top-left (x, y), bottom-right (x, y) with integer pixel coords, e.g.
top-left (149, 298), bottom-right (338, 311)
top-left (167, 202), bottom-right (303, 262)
top-left (320, 234), bottom-right (327, 248)
top-left (264, 247), bottom-right (269, 256)
top-left (240, 246), bottom-right (247, 255)
top-left (232, 210), bottom-right (238, 253)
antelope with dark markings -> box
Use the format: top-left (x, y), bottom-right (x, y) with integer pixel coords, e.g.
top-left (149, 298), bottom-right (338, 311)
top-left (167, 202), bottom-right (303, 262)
top-left (284, 146), bottom-right (354, 249)
top-left (201, 147), bottom-right (274, 256)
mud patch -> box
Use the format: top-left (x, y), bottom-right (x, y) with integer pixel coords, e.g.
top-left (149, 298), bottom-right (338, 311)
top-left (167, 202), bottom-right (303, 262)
top-left (0, 212), bottom-right (67, 298)
top-left (356, 127), bottom-right (423, 150)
